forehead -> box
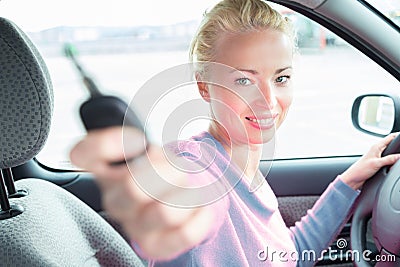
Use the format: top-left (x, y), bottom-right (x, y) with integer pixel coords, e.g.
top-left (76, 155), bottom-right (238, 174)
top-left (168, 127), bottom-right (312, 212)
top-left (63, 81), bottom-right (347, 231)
top-left (213, 29), bottom-right (293, 71)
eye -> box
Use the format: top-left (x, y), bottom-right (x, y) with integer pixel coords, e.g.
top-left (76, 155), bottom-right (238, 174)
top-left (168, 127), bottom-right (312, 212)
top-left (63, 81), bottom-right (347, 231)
top-left (275, 75), bottom-right (290, 84)
top-left (236, 77), bottom-right (252, 86)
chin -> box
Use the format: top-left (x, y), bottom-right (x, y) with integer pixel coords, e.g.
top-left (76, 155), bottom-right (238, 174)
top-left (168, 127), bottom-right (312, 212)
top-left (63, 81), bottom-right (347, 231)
top-left (247, 130), bottom-right (276, 145)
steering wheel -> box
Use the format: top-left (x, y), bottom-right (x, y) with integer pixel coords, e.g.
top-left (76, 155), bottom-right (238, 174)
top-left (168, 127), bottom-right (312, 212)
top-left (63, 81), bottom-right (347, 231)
top-left (351, 134), bottom-right (400, 266)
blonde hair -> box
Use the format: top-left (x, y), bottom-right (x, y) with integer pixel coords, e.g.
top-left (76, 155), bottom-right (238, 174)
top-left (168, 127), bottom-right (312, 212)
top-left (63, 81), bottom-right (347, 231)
top-left (189, 0), bottom-right (296, 64)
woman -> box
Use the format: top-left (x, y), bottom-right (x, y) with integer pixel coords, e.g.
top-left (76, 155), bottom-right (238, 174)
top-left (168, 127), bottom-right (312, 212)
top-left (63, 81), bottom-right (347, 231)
top-left (70, 0), bottom-right (400, 266)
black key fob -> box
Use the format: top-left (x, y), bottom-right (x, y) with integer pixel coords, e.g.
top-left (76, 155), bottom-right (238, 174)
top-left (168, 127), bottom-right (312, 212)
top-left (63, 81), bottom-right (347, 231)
top-left (64, 43), bottom-right (146, 166)
top-left (80, 95), bottom-right (144, 131)
top-left (80, 95), bottom-right (146, 166)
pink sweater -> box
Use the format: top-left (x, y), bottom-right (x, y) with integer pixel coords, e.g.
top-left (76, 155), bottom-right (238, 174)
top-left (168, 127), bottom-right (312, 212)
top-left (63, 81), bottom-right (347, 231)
top-left (138, 131), bottom-right (359, 266)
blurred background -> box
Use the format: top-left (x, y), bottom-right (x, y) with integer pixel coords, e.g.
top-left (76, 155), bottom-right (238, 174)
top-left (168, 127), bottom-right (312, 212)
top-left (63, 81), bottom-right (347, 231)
top-left (0, 0), bottom-right (399, 169)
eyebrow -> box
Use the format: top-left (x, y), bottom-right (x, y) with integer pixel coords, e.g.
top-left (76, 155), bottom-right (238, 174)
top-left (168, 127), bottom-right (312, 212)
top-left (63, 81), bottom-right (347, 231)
top-left (275, 66), bottom-right (292, 74)
top-left (231, 66), bottom-right (292, 75)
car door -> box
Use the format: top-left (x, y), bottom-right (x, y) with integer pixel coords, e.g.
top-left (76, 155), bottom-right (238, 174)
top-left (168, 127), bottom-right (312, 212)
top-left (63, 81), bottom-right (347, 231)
top-left (3, 0), bottom-right (400, 266)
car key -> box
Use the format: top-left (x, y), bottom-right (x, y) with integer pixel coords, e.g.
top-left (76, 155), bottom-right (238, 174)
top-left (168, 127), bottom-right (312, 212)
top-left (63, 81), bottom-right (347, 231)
top-left (64, 43), bottom-right (147, 165)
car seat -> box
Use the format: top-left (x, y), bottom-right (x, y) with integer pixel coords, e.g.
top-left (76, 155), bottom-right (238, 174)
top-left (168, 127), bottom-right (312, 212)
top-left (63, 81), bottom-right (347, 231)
top-left (0, 17), bottom-right (145, 267)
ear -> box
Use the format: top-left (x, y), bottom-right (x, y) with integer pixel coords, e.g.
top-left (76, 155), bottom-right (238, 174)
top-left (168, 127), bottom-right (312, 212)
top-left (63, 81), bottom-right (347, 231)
top-left (195, 72), bottom-right (210, 102)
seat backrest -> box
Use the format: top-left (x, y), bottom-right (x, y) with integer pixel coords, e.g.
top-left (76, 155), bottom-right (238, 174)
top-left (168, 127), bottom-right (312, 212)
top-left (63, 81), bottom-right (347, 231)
top-left (0, 17), bottom-right (145, 266)
top-left (0, 17), bottom-right (53, 169)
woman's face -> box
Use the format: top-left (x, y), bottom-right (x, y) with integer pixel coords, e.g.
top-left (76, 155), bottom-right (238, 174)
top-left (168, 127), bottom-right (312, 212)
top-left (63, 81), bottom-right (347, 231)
top-left (198, 29), bottom-right (294, 146)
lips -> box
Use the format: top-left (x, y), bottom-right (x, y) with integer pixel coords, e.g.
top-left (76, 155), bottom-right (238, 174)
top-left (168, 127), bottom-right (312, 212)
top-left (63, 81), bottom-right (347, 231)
top-left (245, 113), bottom-right (278, 129)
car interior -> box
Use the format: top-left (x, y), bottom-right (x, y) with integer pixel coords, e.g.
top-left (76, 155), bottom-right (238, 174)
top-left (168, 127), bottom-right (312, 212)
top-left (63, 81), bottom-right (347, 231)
top-left (0, 17), bottom-right (146, 267)
top-left (0, 0), bottom-right (399, 266)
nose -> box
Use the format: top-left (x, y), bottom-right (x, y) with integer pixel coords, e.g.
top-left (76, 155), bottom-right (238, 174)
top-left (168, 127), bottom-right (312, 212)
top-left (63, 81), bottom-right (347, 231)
top-left (254, 81), bottom-right (276, 110)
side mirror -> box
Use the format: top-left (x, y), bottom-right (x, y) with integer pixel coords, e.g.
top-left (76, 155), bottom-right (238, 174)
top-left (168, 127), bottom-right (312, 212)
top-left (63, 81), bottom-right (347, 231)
top-left (352, 94), bottom-right (400, 137)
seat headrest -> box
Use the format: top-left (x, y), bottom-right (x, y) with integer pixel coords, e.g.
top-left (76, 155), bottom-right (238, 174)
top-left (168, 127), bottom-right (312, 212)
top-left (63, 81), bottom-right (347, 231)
top-left (0, 18), bottom-right (53, 168)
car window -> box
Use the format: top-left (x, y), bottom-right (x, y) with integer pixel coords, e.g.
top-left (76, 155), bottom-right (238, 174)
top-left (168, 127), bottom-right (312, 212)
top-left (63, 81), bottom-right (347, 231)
top-left (270, 6), bottom-right (399, 160)
top-left (1, 1), bottom-right (398, 169)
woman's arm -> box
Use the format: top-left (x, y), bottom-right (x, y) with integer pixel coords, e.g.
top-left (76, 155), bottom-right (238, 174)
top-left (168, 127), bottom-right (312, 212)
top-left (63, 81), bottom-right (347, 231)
top-left (289, 177), bottom-right (358, 267)
top-left (70, 127), bottom-right (227, 261)
top-left (289, 133), bottom-right (400, 267)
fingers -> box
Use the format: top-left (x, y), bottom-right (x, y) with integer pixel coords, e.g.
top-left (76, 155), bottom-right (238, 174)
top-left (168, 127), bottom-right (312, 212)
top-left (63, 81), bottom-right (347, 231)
top-left (365, 132), bottom-right (399, 160)
top-left (101, 178), bottom-right (146, 220)
top-left (70, 127), bottom-right (215, 260)
top-left (339, 132), bottom-right (400, 190)
top-left (70, 126), bottom-right (146, 171)
top-left (376, 132), bottom-right (400, 152)
top-left (376, 132), bottom-right (400, 166)
top-left (386, 132), bottom-right (400, 142)
top-left (378, 153), bottom-right (400, 167)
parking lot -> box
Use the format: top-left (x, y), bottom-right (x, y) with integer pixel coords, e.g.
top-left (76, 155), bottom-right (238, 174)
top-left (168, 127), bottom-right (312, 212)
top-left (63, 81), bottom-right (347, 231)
top-left (37, 46), bottom-right (398, 168)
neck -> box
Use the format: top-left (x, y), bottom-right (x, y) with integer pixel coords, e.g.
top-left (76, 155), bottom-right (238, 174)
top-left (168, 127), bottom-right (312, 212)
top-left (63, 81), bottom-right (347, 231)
top-left (208, 124), bottom-right (263, 181)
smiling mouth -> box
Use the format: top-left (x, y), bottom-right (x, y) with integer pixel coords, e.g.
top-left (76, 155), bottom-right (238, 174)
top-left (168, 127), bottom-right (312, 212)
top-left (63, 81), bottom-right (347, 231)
top-left (245, 114), bottom-right (278, 128)
top-left (245, 114), bottom-right (278, 125)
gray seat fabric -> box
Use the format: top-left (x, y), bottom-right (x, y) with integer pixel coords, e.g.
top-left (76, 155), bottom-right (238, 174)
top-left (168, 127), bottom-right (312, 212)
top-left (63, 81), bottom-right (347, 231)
top-left (0, 17), bottom-right (53, 169)
top-left (3, 179), bottom-right (145, 267)
top-left (0, 17), bottom-right (145, 266)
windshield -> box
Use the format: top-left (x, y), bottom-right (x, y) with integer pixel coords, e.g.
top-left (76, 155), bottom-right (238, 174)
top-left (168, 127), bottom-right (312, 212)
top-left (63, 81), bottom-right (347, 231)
top-left (364, 0), bottom-right (400, 28)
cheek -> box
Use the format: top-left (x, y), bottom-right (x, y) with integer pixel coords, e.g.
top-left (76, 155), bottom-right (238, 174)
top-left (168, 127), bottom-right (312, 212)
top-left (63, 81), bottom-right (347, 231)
top-left (209, 87), bottom-right (247, 117)
top-left (275, 89), bottom-right (293, 123)
top-left (279, 95), bottom-right (293, 111)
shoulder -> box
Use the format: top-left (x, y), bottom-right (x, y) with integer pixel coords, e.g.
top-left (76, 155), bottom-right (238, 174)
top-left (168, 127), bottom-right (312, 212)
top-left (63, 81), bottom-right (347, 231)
top-left (164, 131), bottom-right (225, 159)
top-left (163, 132), bottom-right (232, 178)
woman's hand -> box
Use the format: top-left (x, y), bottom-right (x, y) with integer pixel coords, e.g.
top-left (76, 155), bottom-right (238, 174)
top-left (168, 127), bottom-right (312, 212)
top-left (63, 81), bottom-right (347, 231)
top-left (70, 126), bottom-right (214, 260)
top-left (340, 133), bottom-right (400, 190)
